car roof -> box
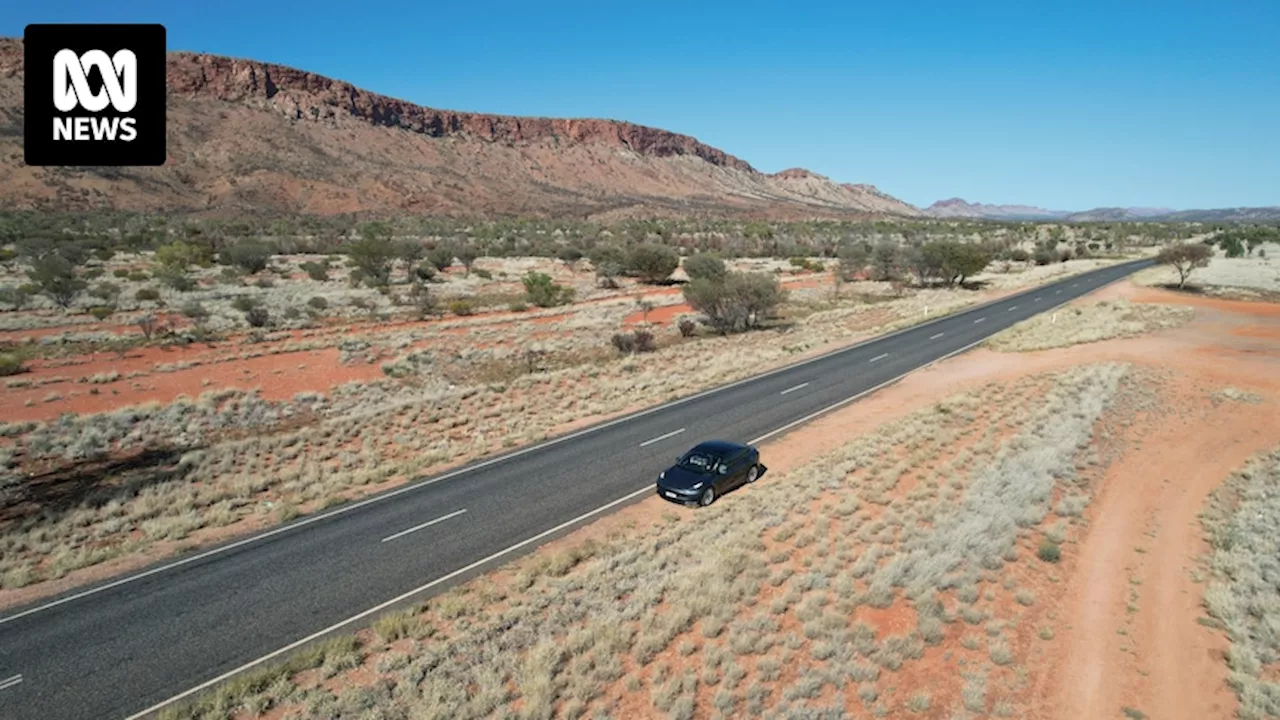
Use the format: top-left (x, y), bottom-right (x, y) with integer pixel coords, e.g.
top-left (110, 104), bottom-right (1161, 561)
top-left (686, 440), bottom-right (747, 456)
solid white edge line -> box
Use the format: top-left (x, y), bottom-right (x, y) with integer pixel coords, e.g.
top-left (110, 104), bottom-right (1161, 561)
top-left (123, 485), bottom-right (656, 720)
top-left (0, 259), bottom-right (1150, 628)
top-left (124, 262), bottom-right (1144, 720)
top-left (639, 427), bottom-right (686, 447)
top-left (929, 332), bottom-right (944, 340)
top-left (779, 382), bottom-right (809, 395)
top-left (869, 353), bottom-right (889, 363)
top-left (379, 509), bottom-right (468, 544)
top-left (0, 674), bottom-right (22, 691)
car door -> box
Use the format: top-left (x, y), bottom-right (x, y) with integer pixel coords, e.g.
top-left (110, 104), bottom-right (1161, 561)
top-left (720, 449), bottom-right (749, 490)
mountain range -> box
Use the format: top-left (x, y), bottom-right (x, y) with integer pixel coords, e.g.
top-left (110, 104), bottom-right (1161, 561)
top-left (0, 37), bottom-right (1274, 223)
top-left (923, 198), bottom-right (1280, 223)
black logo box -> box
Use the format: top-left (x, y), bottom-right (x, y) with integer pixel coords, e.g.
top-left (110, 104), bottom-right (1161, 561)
top-left (24, 23), bottom-right (167, 167)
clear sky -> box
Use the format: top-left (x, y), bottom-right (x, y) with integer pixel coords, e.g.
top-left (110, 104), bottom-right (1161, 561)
top-left (4, 1), bottom-right (1278, 210)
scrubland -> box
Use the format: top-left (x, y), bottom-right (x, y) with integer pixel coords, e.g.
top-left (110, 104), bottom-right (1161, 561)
top-left (162, 362), bottom-right (1134, 720)
top-left (987, 299), bottom-right (1194, 352)
top-left (1135, 241), bottom-right (1280, 299)
top-left (0, 248), bottom-right (1126, 596)
top-left (1199, 447), bottom-right (1280, 719)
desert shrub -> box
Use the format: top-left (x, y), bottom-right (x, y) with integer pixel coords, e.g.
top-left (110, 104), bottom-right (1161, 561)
top-left (244, 306), bottom-right (270, 328)
top-left (136, 314), bottom-right (159, 340)
top-left (307, 296), bottom-right (329, 310)
top-left (0, 353), bottom-right (25, 376)
top-left (474, 268), bottom-right (493, 280)
top-left (1037, 539), bottom-right (1061, 563)
top-left (522, 272), bottom-right (574, 308)
top-left (611, 330), bottom-right (656, 355)
top-left (89, 305), bottom-right (116, 321)
top-left (89, 282), bottom-right (121, 303)
top-left (112, 268), bottom-right (131, 278)
top-left (412, 262), bottom-right (436, 282)
top-left (300, 260), bottom-right (331, 281)
top-left (426, 245), bottom-right (455, 272)
top-left (677, 318), bottom-right (697, 337)
top-left (0, 285), bottom-right (32, 309)
top-left (1010, 248), bottom-right (1030, 262)
top-left (222, 239), bottom-right (273, 275)
top-left (345, 235), bottom-right (398, 286)
top-left (230, 296), bottom-right (258, 313)
top-left (135, 287), bottom-right (161, 302)
top-left (626, 244), bottom-right (680, 283)
top-left (27, 253), bottom-right (87, 308)
top-left (557, 246), bottom-right (584, 265)
top-left (589, 246), bottom-right (626, 287)
top-left (449, 299), bottom-right (476, 316)
top-left (1033, 249), bottom-right (1055, 266)
top-left (683, 254), bottom-right (727, 282)
top-left (180, 301), bottom-right (208, 322)
top-left (682, 272), bottom-right (786, 334)
top-left (508, 300), bottom-right (528, 312)
top-left (128, 270), bottom-right (150, 282)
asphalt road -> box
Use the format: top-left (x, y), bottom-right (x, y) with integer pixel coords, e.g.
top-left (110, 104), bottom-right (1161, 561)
top-left (0, 258), bottom-right (1152, 720)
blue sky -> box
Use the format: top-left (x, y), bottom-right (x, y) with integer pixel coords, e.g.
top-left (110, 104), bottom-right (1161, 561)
top-left (5, 1), bottom-right (1278, 210)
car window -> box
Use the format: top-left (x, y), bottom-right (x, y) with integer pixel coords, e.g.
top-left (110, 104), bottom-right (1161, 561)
top-left (679, 452), bottom-right (720, 472)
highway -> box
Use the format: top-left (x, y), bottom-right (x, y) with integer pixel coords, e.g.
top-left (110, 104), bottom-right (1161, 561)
top-left (0, 258), bottom-right (1152, 720)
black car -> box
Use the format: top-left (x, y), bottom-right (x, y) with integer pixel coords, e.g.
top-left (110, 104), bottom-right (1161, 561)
top-left (656, 440), bottom-right (765, 507)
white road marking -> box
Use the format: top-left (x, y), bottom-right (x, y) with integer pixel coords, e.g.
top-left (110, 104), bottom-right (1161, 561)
top-left (1008, 306), bottom-right (1018, 311)
top-left (748, 265), bottom-right (1141, 448)
top-left (639, 428), bottom-right (686, 447)
top-left (380, 509), bottom-right (468, 544)
top-left (1071, 283), bottom-right (1078, 287)
top-left (973, 317), bottom-right (985, 324)
top-left (929, 332), bottom-right (945, 340)
top-left (1055, 290), bottom-right (1062, 294)
top-left (0, 674), bottom-right (22, 691)
top-left (123, 484), bottom-right (657, 720)
top-left (127, 262), bottom-right (1150, 720)
top-left (779, 382), bottom-right (809, 395)
top-left (1034, 296), bottom-right (1042, 301)
top-left (869, 353), bottom-right (889, 363)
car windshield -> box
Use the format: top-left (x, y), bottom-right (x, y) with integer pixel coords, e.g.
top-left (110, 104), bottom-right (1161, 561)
top-left (677, 451), bottom-right (721, 473)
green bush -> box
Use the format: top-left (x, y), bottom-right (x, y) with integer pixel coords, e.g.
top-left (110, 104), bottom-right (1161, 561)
top-left (1037, 539), bottom-right (1061, 563)
top-left (683, 254), bottom-right (727, 282)
top-left (522, 271), bottom-right (575, 307)
top-left (307, 296), bottom-right (329, 310)
top-left (0, 353), bottom-right (25, 377)
top-left (300, 260), bottom-right (330, 282)
top-left (474, 268), bottom-right (493, 280)
top-left (113, 268), bottom-right (131, 278)
top-left (448, 298), bottom-right (476, 316)
top-left (89, 305), bottom-right (116, 321)
top-left (135, 287), bottom-right (161, 302)
top-left (626, 244), bottom-right (680, 283)
top-left (128, 270), bottom-right (150, 282)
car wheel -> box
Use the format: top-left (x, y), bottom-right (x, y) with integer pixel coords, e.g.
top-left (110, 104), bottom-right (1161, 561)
top-left (699, 487), bottom-right (716, 506)
top-left (746, 464), bottom-right (759, 483)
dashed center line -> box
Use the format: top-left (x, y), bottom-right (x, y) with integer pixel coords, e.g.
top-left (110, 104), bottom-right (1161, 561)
top-left (1008, 305), bottom-right (1018, 311)
top-left (380, 509), bottom-right (468, 543)
top-left (639, 427), bottom-right (686, 447)
top-left (0, 674), bottom-right (22, 691)
top-left (780, 382), bottom-right (809, 395)
top-left (1034, 296), bottom-right (1042, 301)
top-left (869, 353), bottom-right (889, 363)
top-left (1055, 290), bottom-right (1062, 294)
top-left (929, 332), bottom-right (945, 340)
top-left (973, 317), bottom-right (986, 324)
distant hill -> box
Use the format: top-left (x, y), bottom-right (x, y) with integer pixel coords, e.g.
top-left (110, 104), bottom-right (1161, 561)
top-left (0, 38), bottom-right (921, 220)
top-left (926, 197), bottom-right (1279, 223)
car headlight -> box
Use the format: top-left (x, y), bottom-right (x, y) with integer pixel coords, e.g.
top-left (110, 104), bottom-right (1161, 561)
top-left (658, 471), bottom-right (665, 481)
top-left (692, 482), bottom-right (703, 490)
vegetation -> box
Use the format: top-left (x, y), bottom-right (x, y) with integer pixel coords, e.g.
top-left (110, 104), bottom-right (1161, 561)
top-left (522, 272), bottom-right (575, 308)
top-left (682, 254), bottom-right (727, 282)
top-left (683, 272), bottom-right (786, 334)
top-left (626, 244), bottom-right (681, 284)
top-left (1155, 243), bottom-right (1213, 289)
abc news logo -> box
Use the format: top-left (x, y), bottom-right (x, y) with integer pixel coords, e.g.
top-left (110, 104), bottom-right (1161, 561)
top-left (24, 24), bottom-right (167, 166)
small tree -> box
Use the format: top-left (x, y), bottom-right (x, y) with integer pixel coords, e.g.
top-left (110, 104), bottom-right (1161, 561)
top-left (626, 244), bottom-right (680, 284)
top-left (300, 259), bottom-right (331, 281)
top-left (346, 236), bottom-right (398, 286)
top-left (683, 254), bottom-right (727, 283)
top-left (557, 246), bottom-right (584, 266)
top-left (222, 239), bottom-right (273, 275)
top-left (588, 246), bottom-right (627, 288)
top-left (677, 317), bottom-right (697, 337)
top-left (455, 244), bottom-right (480, 276)
top-left (1156, 243), bottom-right (1213, 289)
top-left (635, 297), bottom-right (654, 324)
top-left (27, 254), bottom-right (87, 308)
top-left (523, 271), bottom-right (575, 308)
top-left (870, 240), bottom-right (902, 282)
top-left (244, 305), bottom-right (270, 328)
top-left (426, 244), bottom-right (455, 273)
top-left (0, 285), bottom-right (32, 310)
top-left (836, 242), bottom-right (872, 281)
top-left (683, 271), bottom-right (785, 335)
